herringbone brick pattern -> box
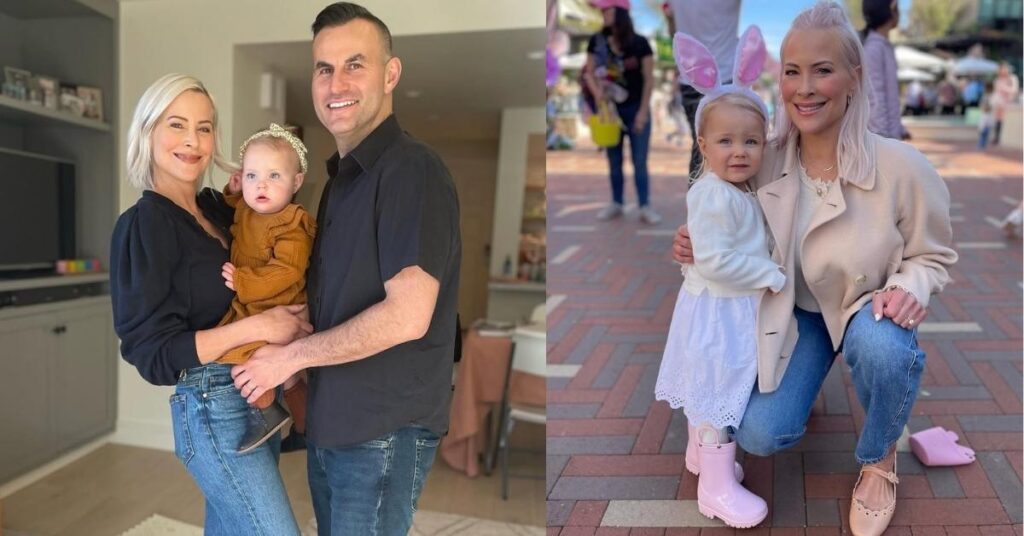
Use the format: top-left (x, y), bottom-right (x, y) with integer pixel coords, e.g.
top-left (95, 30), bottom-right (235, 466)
top-left (545, 127), bottom-right (1023, 535)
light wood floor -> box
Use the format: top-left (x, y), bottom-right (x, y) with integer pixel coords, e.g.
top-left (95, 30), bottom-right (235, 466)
top-left (1, 424), bottom-right (544, 535)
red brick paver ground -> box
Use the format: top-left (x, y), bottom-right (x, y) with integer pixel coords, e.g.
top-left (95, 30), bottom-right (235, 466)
top-left (545, 124), bottom-right (1023, 535)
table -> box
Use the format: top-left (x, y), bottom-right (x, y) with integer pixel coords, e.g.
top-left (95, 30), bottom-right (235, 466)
top-left (439, 328), bottom-right (545, 477)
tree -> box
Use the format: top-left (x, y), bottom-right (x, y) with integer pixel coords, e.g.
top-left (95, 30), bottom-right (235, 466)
top-left (906, 0), bottom-right (970, 39)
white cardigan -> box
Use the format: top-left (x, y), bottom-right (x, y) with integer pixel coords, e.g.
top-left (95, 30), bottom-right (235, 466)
top-left (682, 173), bottom-right (786, 297)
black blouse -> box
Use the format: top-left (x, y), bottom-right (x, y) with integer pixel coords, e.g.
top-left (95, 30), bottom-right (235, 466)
top-left (587, 31), bottom-right (653, 106)
top-left (109, 188), bottom-right (234, 385)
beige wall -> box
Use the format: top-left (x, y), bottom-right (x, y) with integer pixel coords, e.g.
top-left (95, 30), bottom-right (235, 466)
top-left (114, 0), bottom-right (543, 450)
top-left (489, 107), bottom-right (546, 277)
top-left (231, 49), bottom-right (286, 160)
top-left (428, 138), bottom-right (500, 323)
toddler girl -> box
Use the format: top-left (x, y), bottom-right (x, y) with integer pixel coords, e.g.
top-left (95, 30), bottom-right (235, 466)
top-left (218, 123), bottom-right (316, 454)
top-left (654, 27), bottom-right (782, 529)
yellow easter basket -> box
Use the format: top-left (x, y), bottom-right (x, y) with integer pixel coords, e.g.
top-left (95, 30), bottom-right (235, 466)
top-left (588, 101), bottom-right (621, 148)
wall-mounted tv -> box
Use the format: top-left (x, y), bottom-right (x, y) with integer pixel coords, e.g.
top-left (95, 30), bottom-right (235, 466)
top-left (0, 147), bottom-right (75, 274)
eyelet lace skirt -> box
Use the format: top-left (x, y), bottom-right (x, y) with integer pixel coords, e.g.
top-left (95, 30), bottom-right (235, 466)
top-left (654, 287), bottom-right (759, 429)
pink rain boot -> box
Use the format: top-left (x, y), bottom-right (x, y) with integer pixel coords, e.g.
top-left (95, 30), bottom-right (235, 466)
top-left (696, 428), bottom-right (768, 528)
top-left (686, 423), bottom-right (745, 481)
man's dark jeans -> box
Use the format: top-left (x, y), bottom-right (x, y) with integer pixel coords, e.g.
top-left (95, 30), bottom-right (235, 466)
top-left (308, 425), bottom-right (440, 535)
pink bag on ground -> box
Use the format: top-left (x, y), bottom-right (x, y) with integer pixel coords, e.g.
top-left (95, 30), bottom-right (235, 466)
top-left (908, 426), bottom-right (976, 466)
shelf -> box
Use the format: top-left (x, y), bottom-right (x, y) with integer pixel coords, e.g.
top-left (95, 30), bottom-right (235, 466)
top-left (488, 280), bottom-right (546, 292)
top-left (0, 272), bottom-right (108, 292)
top-left (0, 0), bottom-right (105, 19)
top-left (0, 94), bottom-right (110, 132)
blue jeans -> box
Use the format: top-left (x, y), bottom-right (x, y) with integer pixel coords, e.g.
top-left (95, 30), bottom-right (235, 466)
top-left (607, 100), bottom-right (651, 207)
top-left (171, 364), bottom-right (299, 535)
top-left (734, 303), bottom-right (926, 464)
top-left (307, 425), bottom-right (441, 536)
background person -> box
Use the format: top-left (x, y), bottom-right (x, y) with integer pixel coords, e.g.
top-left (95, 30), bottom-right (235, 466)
top-left (861, 0), bottom-right (909, 139)
top-left (585, 0), bottom-right (661, 224)
top-left (991, 62), bottom-right (1020, 146)
top-left (664, 0), bottom-right (741, 182)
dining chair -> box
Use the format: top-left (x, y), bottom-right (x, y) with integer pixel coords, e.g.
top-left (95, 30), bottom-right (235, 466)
top-left (495, 323), bottom-right (546, 499)
top-left (530, 303), bottom-right (546, 324)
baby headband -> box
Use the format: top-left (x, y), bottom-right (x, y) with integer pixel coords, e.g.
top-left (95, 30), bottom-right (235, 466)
top-left (238, 123), bottom-right (308, 173)
top-left (673, 25), bottom-right (769, 136)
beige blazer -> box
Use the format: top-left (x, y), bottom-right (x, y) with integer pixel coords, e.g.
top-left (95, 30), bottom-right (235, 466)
top-left (750, 132), bottom-right (958, 393)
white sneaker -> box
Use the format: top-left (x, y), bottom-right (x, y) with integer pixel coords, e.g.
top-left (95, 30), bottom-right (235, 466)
top-left (1002, 207), bottom-right (1022, 238)
top-left (639, 206), bottom-right (662, 225)
top-left (596, 203), bottom-right (624, 221)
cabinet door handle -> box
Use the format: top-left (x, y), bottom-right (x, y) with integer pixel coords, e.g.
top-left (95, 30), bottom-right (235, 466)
top-left (52, 325), bottom-right (67, 334)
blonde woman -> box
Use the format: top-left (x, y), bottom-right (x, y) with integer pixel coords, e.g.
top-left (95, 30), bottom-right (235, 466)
top-left (672, 4), bottom-right (956, 534)
top-left (110, 74), bottom-right (309, 535)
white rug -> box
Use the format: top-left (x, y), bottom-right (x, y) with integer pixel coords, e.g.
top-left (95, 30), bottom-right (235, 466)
top-left (408, 510), bottom-right (545, 535)
top-left (120, 515), bottom-right (203, 536)
top-left (121, 511), bottom-right (544, 536)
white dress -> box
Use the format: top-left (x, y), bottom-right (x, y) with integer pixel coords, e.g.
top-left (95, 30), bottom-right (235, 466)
top-left (654, 173), bottom-right (785, 429)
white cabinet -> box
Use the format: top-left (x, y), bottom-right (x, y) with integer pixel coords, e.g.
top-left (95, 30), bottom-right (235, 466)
top-left (0, 296), bottom-right (114, 483)
top-left (0, 311), bottom-right (54, 482)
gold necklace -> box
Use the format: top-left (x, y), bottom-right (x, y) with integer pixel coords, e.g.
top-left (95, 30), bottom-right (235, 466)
top-left (797, 149), bottom-right (837, 198)
top-left (798, 148), bottom-right (836, 175)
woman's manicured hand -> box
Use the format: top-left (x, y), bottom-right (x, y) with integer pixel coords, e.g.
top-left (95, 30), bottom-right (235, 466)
top-left (872, 287), bottom-right (927, 329)
top-left (673, 224), bottom-right (693, 264)
top-left (256, 304), bottom-right (313, 345)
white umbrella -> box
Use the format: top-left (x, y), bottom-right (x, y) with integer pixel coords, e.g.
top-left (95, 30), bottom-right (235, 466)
top-left (897, 67), bottom-right (936, 82)
top-left (895, 46), bottom-right (948, 73)
top-left (953, 56), bottom-right (999, 76)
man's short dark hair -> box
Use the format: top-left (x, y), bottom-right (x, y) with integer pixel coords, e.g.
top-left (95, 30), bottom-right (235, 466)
top-left (312, 2), bottom-right (393, 57)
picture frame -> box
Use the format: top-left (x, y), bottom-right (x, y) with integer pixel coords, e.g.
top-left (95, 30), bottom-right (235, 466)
top-left (35, 75), bottom-right (58, 110)
top-left (77, 86), bottom-right (103, 121)
top-left (3, 66), bottom-right (31, 87)
top-left (2, 66), bottom-right (31, 101)
top-left (59, 83), bottom-right (84, 117)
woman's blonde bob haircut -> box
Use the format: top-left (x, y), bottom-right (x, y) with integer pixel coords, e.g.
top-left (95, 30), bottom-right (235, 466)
top-left (125, 74), bottom-right (234, 190)
top-left (773, 1), bottom-right (875, 183)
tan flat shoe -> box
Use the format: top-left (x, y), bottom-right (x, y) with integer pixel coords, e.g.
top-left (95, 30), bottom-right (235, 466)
top-left (849, 458), bottom-right (899, 536)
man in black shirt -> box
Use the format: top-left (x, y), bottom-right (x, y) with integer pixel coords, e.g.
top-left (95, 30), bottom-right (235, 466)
top-left (231, 3), bottom-right (461, 533)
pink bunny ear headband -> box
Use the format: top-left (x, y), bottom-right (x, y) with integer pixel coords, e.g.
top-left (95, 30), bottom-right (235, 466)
top-left (673, 25), bottom-right (769, 136)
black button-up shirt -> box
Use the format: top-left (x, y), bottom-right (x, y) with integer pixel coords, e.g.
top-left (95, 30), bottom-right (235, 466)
top-left (110, 189), bottom-right (234, 385)
top-left (306, 114), bottom-right (462, 447)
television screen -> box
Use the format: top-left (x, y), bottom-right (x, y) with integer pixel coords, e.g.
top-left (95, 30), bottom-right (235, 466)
top-left (0, 148), bottom-right (75, 272)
